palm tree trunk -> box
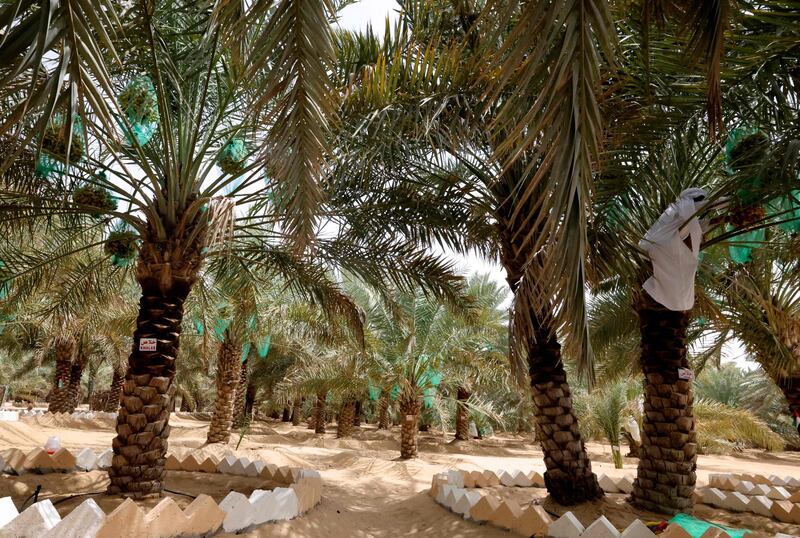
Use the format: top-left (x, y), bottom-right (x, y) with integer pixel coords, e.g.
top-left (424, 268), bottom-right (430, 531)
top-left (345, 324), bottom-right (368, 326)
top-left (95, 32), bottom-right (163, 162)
top-left (399, 393), bottom-right (421, 459)
top-left (242, 382), bottom-right (256, 424)
top-left (105, 366), bottom-right (126, 412)
top-left (630, 291), bottom-right (696, 515)
top-left (377, 394), bottom-right (390, 430)
top-left (232, 358), bottom-right (248, 427)
top-left (454, 386), bottom-right (470, 441)
top-left (108, 268), bottom-right (197, 498)
top-left (354, 400), bottom-right (361, 426)
top-left (282, 407), bottom-right (291, 422)
top-left (337, 400), bottom-right (356, 438)
top-left (775, 375), bottom-right (800, 436)
top-left (291, 397), bottom-right (303, 425)
top-left (48, 339), bottom-right (74, 413)
top-left (207, 339), bottom-right (243, 444)
top-left (65, 360), bottom-right (85, 413)
top-left (314, 391), bottom-right (327, 434)
top-left (528, 323), bottom-right (603, 505)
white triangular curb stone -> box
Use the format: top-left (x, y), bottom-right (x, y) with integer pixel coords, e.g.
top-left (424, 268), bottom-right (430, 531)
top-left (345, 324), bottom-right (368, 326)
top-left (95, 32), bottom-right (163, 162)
top-left (582, 515), bottom-right (620, 538)
top-left (1, 499), bottom-right (61, 537)
top-left (75, 448), bottom-right (97, 472)
top-left (0, 497), bottom-right (19, 528)
top-left (216, 455), bottom-right (238, 474)
top-left (219, 491), bottom-right (254, 533)
top-left (452, 491), bottom-right (482, 518)
top-left (598, 475), bottom-right (620, 493)
top-left (43, 498), bottom-right (105, 538)
top-left (96, 449), bottom-right (113, 470)
top-left (446, 470), bottom-right (464, 487)
top-left (549, 511), bottom-right (585, 538)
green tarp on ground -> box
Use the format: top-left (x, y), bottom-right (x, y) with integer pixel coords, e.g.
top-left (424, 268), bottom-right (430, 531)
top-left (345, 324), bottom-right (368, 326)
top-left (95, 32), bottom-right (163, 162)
top-left (668, 513), bottom-right (748, 538)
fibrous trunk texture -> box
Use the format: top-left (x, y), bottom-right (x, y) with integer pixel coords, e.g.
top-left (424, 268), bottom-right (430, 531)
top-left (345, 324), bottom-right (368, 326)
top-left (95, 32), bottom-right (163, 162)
top-left (49, 340), bottom-right (75, 413)
top-left (232, 358), bottom-right (249, 428)
top-left (65, 360), bottom-right (85, 413)
top-left (107, 265), bottom-right (197, 498)
top-left (314, 391), bottom-right (327, 434)
top-left (242, 382), bottom-right (256, 425)
top-left (377, 394), bottom-right (390, 430)
top-left (291, 398), bottom-right (303, 426)
top-left (454, 386), bottom-right (471, 441)
top-left (207, 339), bottom-right (243, 444)
top-left (337, 400), bottom-right (356, 438)
top-left (106, 367), bottom-right (126, 412)
top-left (631, 291), bottom-right (697, 515)
top-left (399, 394), bottom-right (421, 459)
top-left (528, 324), bottom-right (603, 505)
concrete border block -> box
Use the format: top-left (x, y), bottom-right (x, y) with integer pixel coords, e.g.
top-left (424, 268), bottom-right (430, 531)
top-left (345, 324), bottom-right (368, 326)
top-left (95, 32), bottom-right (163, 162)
top-left (44, 498), bottom-right (105, 538)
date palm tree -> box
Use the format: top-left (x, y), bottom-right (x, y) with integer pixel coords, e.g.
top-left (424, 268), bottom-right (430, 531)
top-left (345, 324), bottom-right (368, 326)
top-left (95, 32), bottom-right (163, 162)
top-left (0, 0), bottom-right (474, 496)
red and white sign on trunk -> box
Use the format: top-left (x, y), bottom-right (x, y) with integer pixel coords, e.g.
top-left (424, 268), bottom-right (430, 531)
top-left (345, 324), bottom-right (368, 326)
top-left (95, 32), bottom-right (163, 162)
top-left (139, 338), bottom-right (157, 352)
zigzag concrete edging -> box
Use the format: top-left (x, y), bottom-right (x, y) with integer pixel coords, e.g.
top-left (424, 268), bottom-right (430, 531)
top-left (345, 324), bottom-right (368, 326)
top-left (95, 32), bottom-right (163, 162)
top-left (0, 448), bottom-right (323, 537)
top-left (428, 469), bottom-right (797, 538)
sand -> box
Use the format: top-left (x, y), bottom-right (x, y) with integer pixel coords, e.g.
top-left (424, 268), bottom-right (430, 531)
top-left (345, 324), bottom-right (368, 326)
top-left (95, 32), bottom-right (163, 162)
top-left (1, 412), bottom-right (799, 537)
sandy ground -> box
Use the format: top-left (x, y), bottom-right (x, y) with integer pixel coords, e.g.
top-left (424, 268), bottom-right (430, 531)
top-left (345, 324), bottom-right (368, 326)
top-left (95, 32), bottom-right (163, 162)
top-left (1, 412), bottom-right (799, 537)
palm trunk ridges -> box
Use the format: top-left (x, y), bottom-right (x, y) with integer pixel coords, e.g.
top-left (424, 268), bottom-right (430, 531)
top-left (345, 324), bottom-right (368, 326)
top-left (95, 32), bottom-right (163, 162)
top-left (108, 273), bottom-right (193, 498)
top-left (631, 291), bottom-right (697, 514)
top-left (454, 386), bottom-right (470, 441)
top-left (377, 394), bottom-right (390, 430)
top-left (207, 341), bottom-right (243, 444)
top-left (232, 359), bottom-right (249, 428)
top-left (528, 328), bottom-right (603, 505)
top-left (314, 391), bottom-right (327, 434)
top-left (399, 393), bottom-right (420, 459)
top-left (106, 367), bottom-right (126, 412)
top-left (291, 397), bottom-right (303, 426)
top-left (337, 400), bottom-right (356, 438)
top-left (48, 340), bottom-right (75, 414)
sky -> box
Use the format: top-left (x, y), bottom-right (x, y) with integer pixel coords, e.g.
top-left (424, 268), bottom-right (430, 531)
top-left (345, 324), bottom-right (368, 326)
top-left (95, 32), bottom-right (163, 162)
top-left (338, 0), bottom-right (401, 35)
top-left (332, 0), bottom-right (754, 369)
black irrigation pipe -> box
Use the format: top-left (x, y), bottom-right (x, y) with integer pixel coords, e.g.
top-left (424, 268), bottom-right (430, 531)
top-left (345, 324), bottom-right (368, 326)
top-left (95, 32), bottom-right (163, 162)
top-left (52, 491), bottom-right (106, 506)
top-left (163, 488), bottom-right (196, 499)
top-left (19, 485), bottom-right (41, 511)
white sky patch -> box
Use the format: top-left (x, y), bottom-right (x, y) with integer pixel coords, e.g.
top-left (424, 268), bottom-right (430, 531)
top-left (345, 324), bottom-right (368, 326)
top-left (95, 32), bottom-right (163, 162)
top-left (337, 0), bottom-right (401, 36)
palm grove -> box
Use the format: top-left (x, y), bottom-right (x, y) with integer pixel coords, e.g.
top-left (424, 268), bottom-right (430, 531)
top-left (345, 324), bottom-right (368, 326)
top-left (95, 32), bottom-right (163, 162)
top-left (0, 0), bottom-right (798, 517)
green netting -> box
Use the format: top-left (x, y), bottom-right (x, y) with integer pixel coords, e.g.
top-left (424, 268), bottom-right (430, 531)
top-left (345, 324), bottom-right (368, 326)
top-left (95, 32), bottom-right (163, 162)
top-left (257, 335), bottom-right (271, 359)
top-left (119, 77), bottom-right (159, 146)
top-left (767, 190), bottom-right (800, 233)
top-left (241, 342), bottom-right (251, 363)
top-left (219, 138), bottom-right (247, 178)
top-left (727, 225), bottom-right (764, 264)
top-left (104, 225), bottom-right (139, 266)
top-left (696, 317), bottom-right (707, 328)
top-left (193, 318), bottom-right (204, 335)
top-left (422, 386), bottom-right (436, 409)
top-left (668, 514), bottom-right (748, 538)
top-left (390, 383), bottom-right (400, 401)
top-left (34, 153), bottom-right (64, 178)
top-left (213, 318), bottom-right (232, 341)
top-left (367, 384), bottom-right (381, 402)
top-left (725, 127), bottom-right (770, 206)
